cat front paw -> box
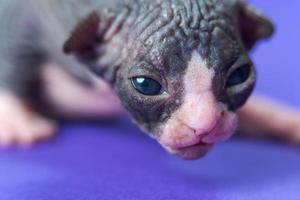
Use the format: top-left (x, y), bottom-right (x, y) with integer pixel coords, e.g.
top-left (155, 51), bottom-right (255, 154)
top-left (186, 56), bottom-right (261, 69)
top-left (0, 91), bottom-right (57, 147)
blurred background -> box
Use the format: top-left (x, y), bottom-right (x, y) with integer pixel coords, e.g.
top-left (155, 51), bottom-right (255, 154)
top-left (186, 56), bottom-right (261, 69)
top-left (0, 1), bottom-right (299, 200)
top-left (251, 0), bottom-right (300, 107)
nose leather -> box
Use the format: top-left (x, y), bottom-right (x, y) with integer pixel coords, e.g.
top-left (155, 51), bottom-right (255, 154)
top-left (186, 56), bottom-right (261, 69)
top-left (178, 92), bottom-right (223, 136)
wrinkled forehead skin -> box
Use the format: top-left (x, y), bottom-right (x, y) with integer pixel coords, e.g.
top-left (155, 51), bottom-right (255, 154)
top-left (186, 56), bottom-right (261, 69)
top-left (112, 0), bottom-right (254, 135)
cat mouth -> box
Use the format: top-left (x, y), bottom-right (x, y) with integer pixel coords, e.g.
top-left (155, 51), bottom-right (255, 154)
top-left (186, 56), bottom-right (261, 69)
top-left (172, 142), bottom-right (214, 160)
top-left (161, 135), bottom-right (215, 160)
top-left (164, 124), bottom-right (235, 160)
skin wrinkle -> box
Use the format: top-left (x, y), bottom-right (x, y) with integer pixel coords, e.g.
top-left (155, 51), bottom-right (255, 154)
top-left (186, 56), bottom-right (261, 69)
top-left (185, 0), bottom-right (196, 27)
top-left (134, 6), bottom-right (162, 38)
top-left (142, 17), bottom-right (170, 46)
top-left (103, 7), bottom-right (130, 41)
top-left (126, 0), bottom-right (209, 56)
top-left (190, 0), bottom-right (201, 29)
top-left (134, 4), bottom-right (160, 27)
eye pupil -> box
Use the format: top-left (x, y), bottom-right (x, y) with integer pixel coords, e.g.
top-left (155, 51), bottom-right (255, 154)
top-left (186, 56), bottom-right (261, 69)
top-left (226, 65), bottom-right (251, 87)
top-left (132, 77), bottom-right (164, 96)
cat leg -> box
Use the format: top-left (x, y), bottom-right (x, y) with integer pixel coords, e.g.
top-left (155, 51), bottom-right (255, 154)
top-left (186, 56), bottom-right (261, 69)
top-left (238, 95), bottom-right (300, 144)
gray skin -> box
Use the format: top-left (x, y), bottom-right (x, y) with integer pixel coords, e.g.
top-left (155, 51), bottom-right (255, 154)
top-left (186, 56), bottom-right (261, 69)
top-left (0, 0), bottom-right (273, 151)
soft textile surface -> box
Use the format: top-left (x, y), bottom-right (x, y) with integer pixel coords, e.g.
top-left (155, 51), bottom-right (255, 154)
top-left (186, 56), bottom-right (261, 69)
top-left (0, 1), bottom-right (299, 199)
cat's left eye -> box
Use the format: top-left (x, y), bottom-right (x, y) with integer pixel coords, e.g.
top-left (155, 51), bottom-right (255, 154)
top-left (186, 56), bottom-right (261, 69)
top-left (131, 77), bottom-right (165, 96)
top-left (226, 64), bottom-right (251, 88)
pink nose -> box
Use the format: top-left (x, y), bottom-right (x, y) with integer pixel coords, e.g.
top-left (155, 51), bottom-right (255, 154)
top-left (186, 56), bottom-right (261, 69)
top-left (179, 94), bottom-right (223, 136)
top-left (160, 121), bottom-right (202, 149)
top-left (159, 118), bottom-right (223, 149)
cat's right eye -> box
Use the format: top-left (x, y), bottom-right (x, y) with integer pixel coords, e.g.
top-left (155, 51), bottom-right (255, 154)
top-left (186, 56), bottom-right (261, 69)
top-left (226, 64), bottom-right (251, 88)
top-left (131, 77), bottom-right (165, 96)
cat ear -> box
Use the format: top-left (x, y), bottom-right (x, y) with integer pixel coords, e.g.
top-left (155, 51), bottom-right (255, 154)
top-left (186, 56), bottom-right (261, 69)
top-left (64, 11), bottom-right (112, 60)
top-left (237, 1), bottom-right (274, 50)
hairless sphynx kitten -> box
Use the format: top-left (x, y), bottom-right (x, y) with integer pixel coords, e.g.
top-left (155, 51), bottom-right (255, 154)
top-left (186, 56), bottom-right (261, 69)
top-left (0, 0), bottom-right (299, 160)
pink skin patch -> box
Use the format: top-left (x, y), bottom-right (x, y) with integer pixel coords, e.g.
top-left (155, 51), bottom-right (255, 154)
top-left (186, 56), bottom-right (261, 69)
top-left (41, 64), bottom-right (126, 118)
top-left (158, 51), bottom-right (238, 160)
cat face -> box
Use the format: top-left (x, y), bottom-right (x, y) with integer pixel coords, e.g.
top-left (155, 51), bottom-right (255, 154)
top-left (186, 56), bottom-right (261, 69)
top-left (65, 0), bottom-right (273, 159)
top-left (116, 42), bottom-right (254, 159)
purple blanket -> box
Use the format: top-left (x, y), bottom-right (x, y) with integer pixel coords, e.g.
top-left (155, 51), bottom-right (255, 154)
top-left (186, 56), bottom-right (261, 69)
top-left (0, 1), bottom-right (299, 199)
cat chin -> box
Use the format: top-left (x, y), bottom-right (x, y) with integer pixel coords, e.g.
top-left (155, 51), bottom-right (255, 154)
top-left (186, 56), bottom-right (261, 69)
top-left (164, 142), bottom-right (214, 160)
top-left (158, 111), bottom-right (238, 160)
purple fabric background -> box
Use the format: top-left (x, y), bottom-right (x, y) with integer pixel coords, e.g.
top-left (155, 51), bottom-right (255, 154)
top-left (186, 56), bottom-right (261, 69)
top-left (0, 1), bottom-right (299, 199)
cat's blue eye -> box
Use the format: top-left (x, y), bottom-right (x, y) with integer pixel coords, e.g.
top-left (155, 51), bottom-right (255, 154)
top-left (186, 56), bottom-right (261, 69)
top-left (226, 65), bottom-right (251, 87)
top-left (131, 77), bottom-right (164, 96)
